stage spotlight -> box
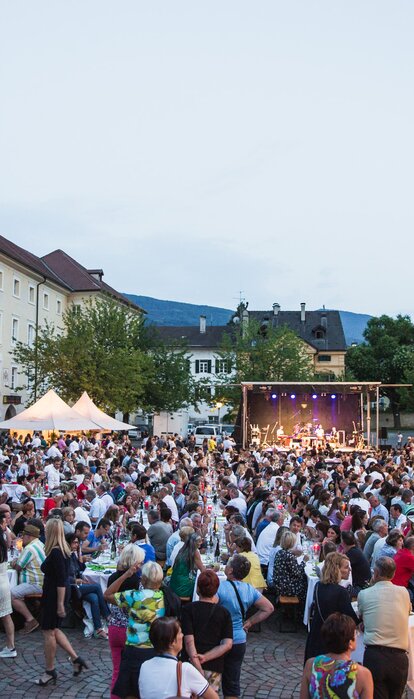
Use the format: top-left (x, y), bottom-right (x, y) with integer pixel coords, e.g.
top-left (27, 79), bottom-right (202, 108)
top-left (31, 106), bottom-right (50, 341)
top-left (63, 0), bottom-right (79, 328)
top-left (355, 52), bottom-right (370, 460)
top-left (331, 394), bottom-right (336, 399)
top-left (271, 393), bottom-right (277, 399)
top-left (290, 394), bottom-right (296, 399)
top-left (312, 394), bottom-right (317, 399)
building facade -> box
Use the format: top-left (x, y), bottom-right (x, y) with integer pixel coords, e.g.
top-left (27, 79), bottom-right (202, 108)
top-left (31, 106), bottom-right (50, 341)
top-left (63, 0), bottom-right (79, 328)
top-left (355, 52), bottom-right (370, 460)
top-left (0, 236), bottom-right (143, 421)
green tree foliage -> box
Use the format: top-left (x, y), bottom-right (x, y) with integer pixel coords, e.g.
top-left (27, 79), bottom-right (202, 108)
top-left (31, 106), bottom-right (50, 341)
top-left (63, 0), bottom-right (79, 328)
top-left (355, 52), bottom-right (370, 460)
top-left (346, 315), bottom-right (414, 425)
top-left (215, 320), bottom-right (314, 411)
top-left (12, 298), bottom-right (195, 415)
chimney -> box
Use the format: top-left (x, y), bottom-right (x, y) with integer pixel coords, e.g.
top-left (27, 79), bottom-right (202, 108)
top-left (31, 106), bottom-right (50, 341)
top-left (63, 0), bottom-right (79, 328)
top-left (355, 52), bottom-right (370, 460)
top-left (300, 302), bottom-right (306, 323)
top-left (241, 308), bottom-right (249, 337)
top-left (199, 315), bottom-right (206, 334)
top-left (272, 303), bottom-right (280, 316)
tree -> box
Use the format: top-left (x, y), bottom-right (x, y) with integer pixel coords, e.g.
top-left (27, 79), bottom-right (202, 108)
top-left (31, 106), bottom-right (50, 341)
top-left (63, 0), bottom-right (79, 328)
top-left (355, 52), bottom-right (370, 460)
top-left (215, 319), bottom-right (314, 412)
top-left (346, 314), bottom-right (414, 427)
top-left (12, 298), bottom-right (198, 416)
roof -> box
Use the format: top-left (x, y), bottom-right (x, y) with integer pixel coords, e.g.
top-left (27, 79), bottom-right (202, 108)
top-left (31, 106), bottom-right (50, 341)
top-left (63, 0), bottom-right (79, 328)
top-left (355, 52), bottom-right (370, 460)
top-left (0, 235), bottom-right (70, 289)
top-left (155, 325), bottom-right (234, 348)
top-left (41, 249), bottom-right (145, 312)
top-left (248, 310), bottom-right (346, 351)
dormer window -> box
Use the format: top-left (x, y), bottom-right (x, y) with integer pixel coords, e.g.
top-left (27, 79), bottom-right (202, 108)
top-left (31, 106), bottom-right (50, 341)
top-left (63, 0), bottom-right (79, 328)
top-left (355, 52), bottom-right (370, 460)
top-left (312, 325), bottom-right (326, 340)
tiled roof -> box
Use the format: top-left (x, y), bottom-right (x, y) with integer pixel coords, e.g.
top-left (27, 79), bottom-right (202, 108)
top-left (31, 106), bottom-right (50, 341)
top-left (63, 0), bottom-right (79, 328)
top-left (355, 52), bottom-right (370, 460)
top-left (248, 310), bottom-right (346, 351)
top-left (0, 235), bottom-right (70, 289)
top-left (155, 325), bottom-right (234, 348)
top-left (155, 310), bottom-right (346, 351)
top-left (41, 249), bottom-right (145, 312)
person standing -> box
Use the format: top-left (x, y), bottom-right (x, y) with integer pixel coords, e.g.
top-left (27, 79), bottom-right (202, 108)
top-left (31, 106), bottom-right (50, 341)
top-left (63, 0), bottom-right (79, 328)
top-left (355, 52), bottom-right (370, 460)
top-left (358, 556), bottom-right (411, 699)
top-left (0, 511), bottom-right (16, 658)
top-left (34, 519), bottom-right (88, 686)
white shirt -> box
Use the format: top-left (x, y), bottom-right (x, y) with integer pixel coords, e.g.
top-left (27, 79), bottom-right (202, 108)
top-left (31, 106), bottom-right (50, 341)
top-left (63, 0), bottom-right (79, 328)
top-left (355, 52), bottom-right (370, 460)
top-left (74, 507), bottom-right (91, 527)
top-left (44, 464), bottom-right (61, 490)
top-left (162, 494), bottom-right (179, 523)
top-left (227, 496), bottom-right (247, 517)
top-left (99, 493), bottom-right (114, 512)
top-left (31, 437), bottom-right (41, 448)
top-left (256, 522), bottom-right (280, 565)
top-left (89, 497), bottom-right (107, 524)
top-left (46, 445), bottom-right (62, 459)
top-left (170, 540), bottom-right (184, 567)
top-left (69, 440), bottom-right (80, 453)
top-left (348, 496), bottom-right (370, 515)
top-left (139, 657), bottom-right (209, 699)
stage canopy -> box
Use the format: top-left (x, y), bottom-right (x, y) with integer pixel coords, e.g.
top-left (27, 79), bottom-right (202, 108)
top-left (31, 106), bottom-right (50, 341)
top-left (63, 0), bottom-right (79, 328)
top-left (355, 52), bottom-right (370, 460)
top-left (72, 391), bottom-right (133, 431)
top-left (0, 389), bottom-right (100, 432)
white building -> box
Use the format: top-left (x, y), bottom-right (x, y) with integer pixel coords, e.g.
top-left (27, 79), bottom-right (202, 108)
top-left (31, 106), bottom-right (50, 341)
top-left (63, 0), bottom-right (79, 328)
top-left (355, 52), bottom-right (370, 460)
top-left (0, 236), bottom-right (143, 420)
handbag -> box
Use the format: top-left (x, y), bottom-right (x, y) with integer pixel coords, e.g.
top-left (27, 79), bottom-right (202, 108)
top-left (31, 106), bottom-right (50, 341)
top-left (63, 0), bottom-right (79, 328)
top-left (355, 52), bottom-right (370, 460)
top-left (310, 583), bottom-right (326, 624)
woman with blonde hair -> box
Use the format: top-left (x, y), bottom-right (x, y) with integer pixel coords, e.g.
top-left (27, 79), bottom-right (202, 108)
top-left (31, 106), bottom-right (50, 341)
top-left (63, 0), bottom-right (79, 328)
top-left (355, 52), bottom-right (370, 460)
top-left (106, 544), bottom-right (145, 699)
top-left (304, 552), bottom-right (359, 662)
top-left (105, 561), bottom-right (166, 699)
top-left (34, 518), bottom-right (88, 686)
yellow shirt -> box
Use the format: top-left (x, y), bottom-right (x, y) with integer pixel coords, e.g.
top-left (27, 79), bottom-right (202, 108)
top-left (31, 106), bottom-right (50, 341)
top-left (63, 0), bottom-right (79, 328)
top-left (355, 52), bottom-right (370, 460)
top-left (241, 551), bottom-right (266, 589)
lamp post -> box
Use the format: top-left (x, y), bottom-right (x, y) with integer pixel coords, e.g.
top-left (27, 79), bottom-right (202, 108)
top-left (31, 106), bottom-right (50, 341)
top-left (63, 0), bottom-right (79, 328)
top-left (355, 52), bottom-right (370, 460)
top-left (216, 401), bottom-right (223, 424)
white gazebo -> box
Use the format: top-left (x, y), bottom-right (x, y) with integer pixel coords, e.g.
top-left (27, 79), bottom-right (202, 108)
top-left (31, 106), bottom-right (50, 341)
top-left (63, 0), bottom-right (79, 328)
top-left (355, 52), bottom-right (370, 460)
top-left (72, 391), bottom-right (133, 431)
top-left (0, 389), bottom-right (100, 432)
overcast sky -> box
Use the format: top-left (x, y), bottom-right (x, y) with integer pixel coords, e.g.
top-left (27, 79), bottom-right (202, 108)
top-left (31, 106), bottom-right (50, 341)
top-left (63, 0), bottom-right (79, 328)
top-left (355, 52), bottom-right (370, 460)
top-left (0, 2), bottom-right (413, 317)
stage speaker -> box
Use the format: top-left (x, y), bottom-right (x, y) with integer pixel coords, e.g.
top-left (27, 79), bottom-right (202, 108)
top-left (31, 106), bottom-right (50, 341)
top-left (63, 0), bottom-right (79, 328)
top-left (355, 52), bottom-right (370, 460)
top-left (380, 427), bottom-right (388, 440)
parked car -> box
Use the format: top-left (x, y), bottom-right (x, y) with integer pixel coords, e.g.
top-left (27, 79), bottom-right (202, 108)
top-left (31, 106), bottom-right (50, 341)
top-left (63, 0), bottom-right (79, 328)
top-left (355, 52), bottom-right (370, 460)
top-left (194, 425), bottom-right (223, 446)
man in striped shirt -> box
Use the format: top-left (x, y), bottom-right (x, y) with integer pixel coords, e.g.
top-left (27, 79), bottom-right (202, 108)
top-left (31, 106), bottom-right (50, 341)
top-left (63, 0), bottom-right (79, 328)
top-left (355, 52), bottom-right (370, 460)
top-left (10, 523), bottom-right (45, 634)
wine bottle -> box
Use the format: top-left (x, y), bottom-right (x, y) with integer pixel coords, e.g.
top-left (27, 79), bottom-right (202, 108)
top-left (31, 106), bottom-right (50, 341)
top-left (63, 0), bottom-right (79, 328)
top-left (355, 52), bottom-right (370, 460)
top-left (139, 510), bottom-right (144, 525)
top-left (209, 531), bottom-right (214, 549)
top-left (111, 532), bottom-right (117, 560)
top-left (213, 516), bottom-right (218, 534)
top-left (214, 538), bottom-right (220, 561)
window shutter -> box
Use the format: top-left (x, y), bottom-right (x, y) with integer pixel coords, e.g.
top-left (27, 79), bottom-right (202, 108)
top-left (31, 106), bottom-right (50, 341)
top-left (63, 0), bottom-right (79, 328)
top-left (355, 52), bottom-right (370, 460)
top-left (195, 360), bottom-right (200, 374)
top-left (207, 360), bottom-right (212, 373)
top-left (215, 359), bottom-right (220, 374)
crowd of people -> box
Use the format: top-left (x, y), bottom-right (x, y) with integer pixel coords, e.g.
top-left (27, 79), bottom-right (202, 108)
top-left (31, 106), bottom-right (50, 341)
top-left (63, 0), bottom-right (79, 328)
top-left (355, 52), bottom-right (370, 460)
top-left (0, 428), bottom-right (414, 698)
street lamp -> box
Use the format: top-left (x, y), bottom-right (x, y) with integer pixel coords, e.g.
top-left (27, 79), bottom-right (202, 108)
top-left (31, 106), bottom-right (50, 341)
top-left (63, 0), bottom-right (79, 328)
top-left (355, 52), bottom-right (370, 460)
top-left (216, 401), bottom-right (223, 424)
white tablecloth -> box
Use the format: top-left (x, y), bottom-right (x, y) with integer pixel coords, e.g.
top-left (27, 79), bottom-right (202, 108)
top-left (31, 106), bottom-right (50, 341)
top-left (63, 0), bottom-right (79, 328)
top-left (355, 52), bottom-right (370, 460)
top-left (304, 563), bottom-right (319, 625)
top-left (33, 497), bottom-right (45, 512)
top-left (192, 567), bottom-right (227, 601)
top-left (83, 560), bottom-right (118, 592)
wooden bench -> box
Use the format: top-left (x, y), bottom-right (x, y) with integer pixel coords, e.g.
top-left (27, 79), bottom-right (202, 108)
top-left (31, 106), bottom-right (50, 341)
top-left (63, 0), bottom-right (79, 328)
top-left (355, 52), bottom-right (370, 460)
top-left (278, 595), bottom-right (300, 632)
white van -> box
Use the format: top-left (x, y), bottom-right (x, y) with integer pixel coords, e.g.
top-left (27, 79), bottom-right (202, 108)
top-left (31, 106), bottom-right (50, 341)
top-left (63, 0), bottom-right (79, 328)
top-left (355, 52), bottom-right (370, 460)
top-left (194, 425), bottom-right (223, 446)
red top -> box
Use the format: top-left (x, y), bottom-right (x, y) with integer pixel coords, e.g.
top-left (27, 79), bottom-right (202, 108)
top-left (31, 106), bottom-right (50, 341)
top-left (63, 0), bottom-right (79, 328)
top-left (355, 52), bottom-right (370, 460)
top-left (393, 548), bottom-right (414, 588)
top-left (43, 497), bottom-right (58, 519)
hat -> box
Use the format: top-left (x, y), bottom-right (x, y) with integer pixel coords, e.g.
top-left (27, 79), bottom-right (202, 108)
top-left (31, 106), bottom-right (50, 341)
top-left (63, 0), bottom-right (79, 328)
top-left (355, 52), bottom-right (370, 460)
top-left (22, 524), bottom-right (41, 538)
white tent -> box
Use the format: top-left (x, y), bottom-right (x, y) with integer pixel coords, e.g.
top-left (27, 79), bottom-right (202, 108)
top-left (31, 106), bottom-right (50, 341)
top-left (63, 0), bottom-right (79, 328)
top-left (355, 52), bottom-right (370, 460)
top-left (72, 391), bottom-right (133, 431)
top-left (0, 389), bottom-right (100, 432)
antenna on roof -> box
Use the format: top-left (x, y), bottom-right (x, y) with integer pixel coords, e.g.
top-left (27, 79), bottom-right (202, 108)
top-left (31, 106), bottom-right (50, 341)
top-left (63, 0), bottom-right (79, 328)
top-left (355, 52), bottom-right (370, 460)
top-left (233, 291), bottom-right (245, 305)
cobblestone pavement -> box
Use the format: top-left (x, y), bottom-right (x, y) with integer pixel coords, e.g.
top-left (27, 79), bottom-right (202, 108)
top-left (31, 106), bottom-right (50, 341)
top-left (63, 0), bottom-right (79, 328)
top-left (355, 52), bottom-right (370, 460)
top-left (0, 617), bottom-right (307, 699)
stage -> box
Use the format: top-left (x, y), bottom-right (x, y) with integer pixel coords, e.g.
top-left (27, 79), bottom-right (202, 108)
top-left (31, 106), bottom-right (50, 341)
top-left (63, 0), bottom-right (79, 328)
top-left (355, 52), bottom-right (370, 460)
top-left (241, 381), bottom-right (382, 451)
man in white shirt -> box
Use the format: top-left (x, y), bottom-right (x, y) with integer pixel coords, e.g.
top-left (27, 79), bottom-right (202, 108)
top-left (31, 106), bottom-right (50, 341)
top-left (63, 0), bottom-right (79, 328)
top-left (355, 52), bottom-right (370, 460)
top-left (159, 486), bottom-right (179, 524)
top-left (85, 489), bottom-right (107, 527)
top-left (256, 510), bottom-right (284, 568)
top-left (69, 438), bottom-right (80, 454)
top-left (46, 442), bottom-right (62, 460)
top-left (97, 483), bottom-right (114, 511)
top-left (226, 485), bottom-right (247, 518)
top-left (43, 459), bottom-right (62, 490)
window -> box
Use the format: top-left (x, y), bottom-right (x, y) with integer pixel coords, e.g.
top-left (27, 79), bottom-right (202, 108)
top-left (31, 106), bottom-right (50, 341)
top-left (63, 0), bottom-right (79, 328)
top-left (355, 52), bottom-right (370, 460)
top-left (11, 367), bottom-right (17, 390)
top-left (195, 359), bottom-right (212, 374)
top-left (27, 323), bottom-right (35, 347)
top-left (56, 299), bottom-right (62, 314)
top-left (13, 278), bottom-right (20, 298)
top-left (28, 284), bottom-right (35, 304)
top-left (215, 359), bottom-right (231, 374)
top-left (317, 355), bottom-right (331, 362)
top-left (43, 292), bottom-right (49, 310)
top-left (11, 318), bottom-right (19, 345)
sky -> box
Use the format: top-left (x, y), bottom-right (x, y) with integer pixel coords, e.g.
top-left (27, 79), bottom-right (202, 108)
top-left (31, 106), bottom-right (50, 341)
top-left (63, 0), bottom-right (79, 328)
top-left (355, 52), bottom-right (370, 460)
top-left (0, 1), bottom-right (413, 317)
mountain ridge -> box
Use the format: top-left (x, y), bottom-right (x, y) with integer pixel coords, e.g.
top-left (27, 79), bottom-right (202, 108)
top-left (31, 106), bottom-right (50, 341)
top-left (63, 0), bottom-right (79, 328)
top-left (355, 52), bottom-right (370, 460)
top-left (124, 294), bottom-right (371, 345)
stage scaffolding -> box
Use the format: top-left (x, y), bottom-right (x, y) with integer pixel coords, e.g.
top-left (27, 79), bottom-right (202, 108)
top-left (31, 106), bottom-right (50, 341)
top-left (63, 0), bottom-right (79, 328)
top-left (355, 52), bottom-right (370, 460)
top-left (241, 381), bottom-right (382, 450)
